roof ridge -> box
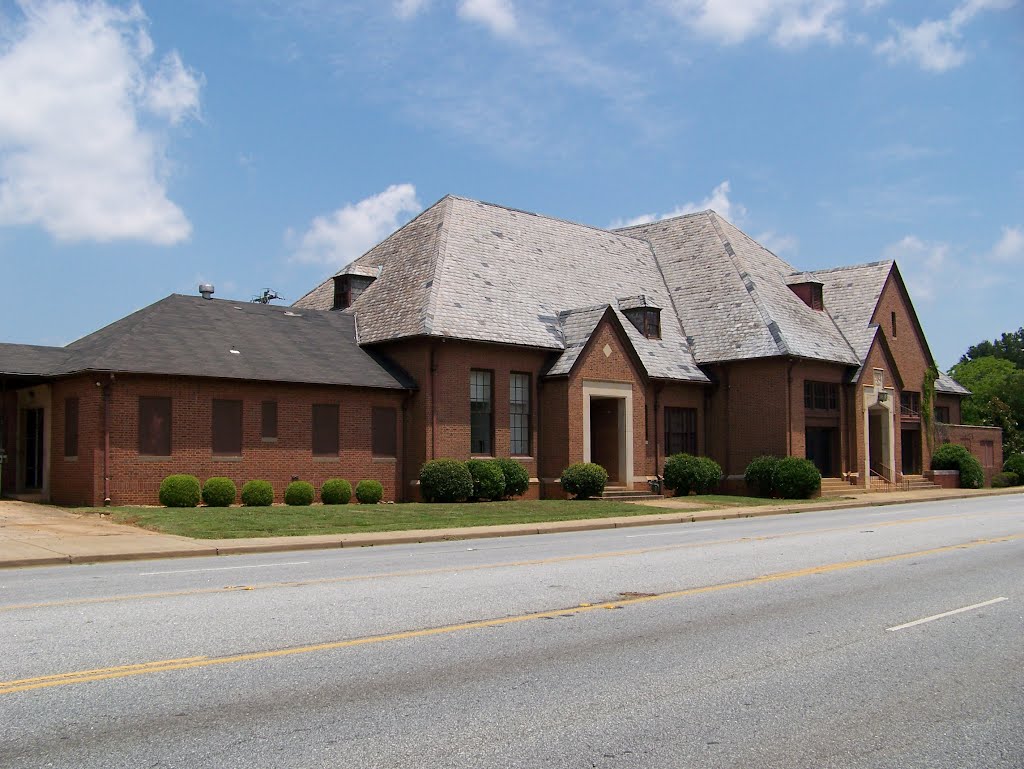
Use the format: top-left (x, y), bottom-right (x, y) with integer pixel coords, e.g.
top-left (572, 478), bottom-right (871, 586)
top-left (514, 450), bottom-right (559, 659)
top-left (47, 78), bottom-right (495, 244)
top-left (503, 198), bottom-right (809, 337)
top-left (707, 212), bottom-right (790, 356)
top-left (804, 259), bottom-right (894, 276)
top-left (422, 195), bottom-right (456, 335)
top-left (640, 233), bottom-right (698, 358)
top-left (612, 208), bottom-right (714, 232)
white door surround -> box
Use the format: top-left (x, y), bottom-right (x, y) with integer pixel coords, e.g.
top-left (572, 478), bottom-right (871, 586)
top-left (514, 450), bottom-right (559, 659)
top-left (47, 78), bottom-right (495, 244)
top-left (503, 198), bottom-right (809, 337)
top-left (581, 380), bottom-right (633, 487)
top-left (863, 370), bottom-right (896, 489)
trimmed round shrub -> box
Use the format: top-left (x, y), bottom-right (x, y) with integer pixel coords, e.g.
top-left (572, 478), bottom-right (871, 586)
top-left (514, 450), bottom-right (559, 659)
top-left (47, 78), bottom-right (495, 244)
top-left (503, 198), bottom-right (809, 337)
top-left (201, 477), bottom-right (236, 507)
top-left (744, 456), bottom-right (781, 497)
top-left (991, 471), bottom-right (1020, 489)
top-left (560, 462), bottom-right (608, 500)
top-left (664, 454), bottom-right (723, 496)
top-left (1003, 453), bottom-right (1024, 481)
top-left (241, 480), bottom-right (274, 507)
top-left (355, 479), bottom-right (384, 504)
top-left (494, 458), bottom-right (530, 498)
top-left (772, 457), bottom-right (821, 499)
top-left (932, 442), bottom-right (984, 489)
top-left (159, 474), bottom-right (201, 508)
top-left (320, 478), bottom-right (352, 505)
top-left (419, 459), bottom-right (474, 503)
top-left (284, 480), bottom-right (315, 506)
top-left (466, 459), bottom-right (506, 501)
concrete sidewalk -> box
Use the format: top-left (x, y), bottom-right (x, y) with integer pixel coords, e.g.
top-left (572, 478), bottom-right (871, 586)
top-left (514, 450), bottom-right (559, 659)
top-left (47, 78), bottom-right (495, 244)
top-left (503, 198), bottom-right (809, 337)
top-left (1, 487), bottom-right (1021, 569)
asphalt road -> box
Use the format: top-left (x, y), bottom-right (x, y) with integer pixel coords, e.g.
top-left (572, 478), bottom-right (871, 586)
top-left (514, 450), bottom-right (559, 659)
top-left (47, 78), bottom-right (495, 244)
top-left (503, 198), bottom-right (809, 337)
top-left (1, 495), bottom-right (1022, 768)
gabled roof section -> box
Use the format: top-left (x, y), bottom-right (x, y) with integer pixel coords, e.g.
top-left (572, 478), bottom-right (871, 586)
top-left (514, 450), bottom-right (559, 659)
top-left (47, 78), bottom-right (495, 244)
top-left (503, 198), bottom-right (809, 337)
top-left (2, 295), bottom-right (413, 389)
top-left (616, 212), bottom-right (859, 366)
top-left (936, 371), bottom-right (970, 396)
top-left (849, 324), bottom-right (905, 390)
top-left (803, 260), bottom-right (893, 362)
top-left (297, 195), bottom-right (707, 384)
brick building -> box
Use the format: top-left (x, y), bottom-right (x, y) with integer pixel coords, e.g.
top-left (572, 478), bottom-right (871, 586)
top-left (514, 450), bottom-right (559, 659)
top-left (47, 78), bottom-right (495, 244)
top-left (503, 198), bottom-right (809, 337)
top-left (0, 195), bottom-right (999, 505)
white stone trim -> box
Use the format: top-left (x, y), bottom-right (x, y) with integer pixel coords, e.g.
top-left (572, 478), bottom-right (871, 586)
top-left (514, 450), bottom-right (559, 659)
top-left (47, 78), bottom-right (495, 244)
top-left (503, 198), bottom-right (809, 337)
top-left (581, 380), bottom-right (633, 488)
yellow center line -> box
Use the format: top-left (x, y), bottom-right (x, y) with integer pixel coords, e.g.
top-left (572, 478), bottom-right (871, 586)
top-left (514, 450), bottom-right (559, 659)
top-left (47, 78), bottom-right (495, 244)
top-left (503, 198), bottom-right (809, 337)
top-left (0, 510), bottom-right (1015, 614)
top-left (1, 533), bottom-right (1019, 697)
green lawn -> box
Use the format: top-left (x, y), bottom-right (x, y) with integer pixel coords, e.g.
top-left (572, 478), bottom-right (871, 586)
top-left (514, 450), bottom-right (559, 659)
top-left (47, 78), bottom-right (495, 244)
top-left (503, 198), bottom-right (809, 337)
top-left (83, 494), bottom-right (822, 540)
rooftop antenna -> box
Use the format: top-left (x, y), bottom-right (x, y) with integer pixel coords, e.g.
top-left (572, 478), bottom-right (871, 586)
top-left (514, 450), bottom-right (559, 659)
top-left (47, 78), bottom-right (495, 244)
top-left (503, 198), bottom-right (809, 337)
top-left (252, 288), bottom-right (284, 304)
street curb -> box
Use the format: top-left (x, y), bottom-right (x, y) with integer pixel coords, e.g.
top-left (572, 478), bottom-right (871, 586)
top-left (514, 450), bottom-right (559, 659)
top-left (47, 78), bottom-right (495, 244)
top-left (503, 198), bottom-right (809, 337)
top-left (1, 487), bottom-right (1019, 568)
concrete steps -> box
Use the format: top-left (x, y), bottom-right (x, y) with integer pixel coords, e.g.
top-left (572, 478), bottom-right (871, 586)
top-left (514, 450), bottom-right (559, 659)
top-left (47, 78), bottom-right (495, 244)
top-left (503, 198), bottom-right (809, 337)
top-left (599, 486), bottom-right (664, 502)
top-left (902, 474), bottom-right (942, 491)
top-left (819, 478), bottom-right (856, 497)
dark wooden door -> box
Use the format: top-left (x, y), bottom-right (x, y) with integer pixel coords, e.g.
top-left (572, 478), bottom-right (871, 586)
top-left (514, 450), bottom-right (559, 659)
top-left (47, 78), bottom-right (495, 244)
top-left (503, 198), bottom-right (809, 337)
top-left (901, 429), bottom-right (921, 475)
top-left (805, 427), bottom-right (835, 477)
top-left (590, 399), bottom-right (620, 483)
top-left (24, 408), bottom-right (44, 490)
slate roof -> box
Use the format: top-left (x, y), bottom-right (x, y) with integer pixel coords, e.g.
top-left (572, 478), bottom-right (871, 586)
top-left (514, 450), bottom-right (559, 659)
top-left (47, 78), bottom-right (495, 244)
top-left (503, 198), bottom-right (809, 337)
top-left (0, 295), bottom-right (412, 389)
top-left (295, 195), bottom-right (708, 383)
top-left (615, 212), bottom-right (859, 366)
top-left (801, 260), bottom-right (894, 361)
top-left (936, 371), bottom-right (971, 396)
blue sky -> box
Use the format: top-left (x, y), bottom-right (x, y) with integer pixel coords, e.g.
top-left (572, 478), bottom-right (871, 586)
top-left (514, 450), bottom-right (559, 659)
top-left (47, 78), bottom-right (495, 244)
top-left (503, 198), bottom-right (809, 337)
top-left (0, 0), bottom-right (1021, 370)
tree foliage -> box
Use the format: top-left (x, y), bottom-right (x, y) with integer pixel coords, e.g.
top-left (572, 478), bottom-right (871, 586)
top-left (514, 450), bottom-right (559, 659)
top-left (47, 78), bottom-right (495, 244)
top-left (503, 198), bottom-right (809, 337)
top-left (949, 342), bottom-right (1024, 457)
top-left (959, 327), bottom-right (1024, 368)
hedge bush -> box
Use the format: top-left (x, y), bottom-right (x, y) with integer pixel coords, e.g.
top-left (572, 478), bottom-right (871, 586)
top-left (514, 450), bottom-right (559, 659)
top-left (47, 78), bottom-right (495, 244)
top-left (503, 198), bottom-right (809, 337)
top-left (355, 479), bottom-right (384, 504)
top-left (560, 462), bottom-right (608, 500)
top-left (663, 453), bottom-right (722, 496)
top-left (743, 456), bottom-right (780, 497)
top-left (991, 471), bottom-right (1020, 489)
top-left (159, 475), bottom-right (201, 508)
top-left (241, 480), bottom-right (274, 507)
top-left (320, 478), bottom-right (352, 505)
top-left (772, 457), bottom-right (821, 499)
top-left (932, 442), bottom-right (984, 489)
top-left (466, 459), bottom-right (506, 501)
top-left (419, 459), bottom-right (474, 503)
top-left (494, 458), bottom-right (530, 498)
top-left (1003, 453), bottom-right (1024, 481)
top-left (201, 477), bottom-right (236, 507)
top-left (284, 481), bottom-right (315, 506)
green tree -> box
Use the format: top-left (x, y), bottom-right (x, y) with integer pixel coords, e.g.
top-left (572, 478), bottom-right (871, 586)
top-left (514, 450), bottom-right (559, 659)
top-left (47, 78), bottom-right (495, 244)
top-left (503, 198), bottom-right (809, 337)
top-left (959, 327), bottom-right (1024, 368)
top-left (949, 356), bottom-right (1024, 456)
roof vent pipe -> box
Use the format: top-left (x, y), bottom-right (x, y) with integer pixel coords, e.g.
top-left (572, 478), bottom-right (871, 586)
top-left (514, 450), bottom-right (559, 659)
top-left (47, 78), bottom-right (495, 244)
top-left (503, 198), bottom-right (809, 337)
top-left (199, 283), bottom-right (215, 300)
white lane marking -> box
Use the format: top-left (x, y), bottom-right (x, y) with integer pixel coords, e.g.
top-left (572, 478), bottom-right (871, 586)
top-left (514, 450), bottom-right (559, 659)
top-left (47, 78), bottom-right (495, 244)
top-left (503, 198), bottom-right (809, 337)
top-left (625, 529), bottom-right (714, 538)
top-left (887, 597), bottom-right (1008, 632)
top-left (139, 561), bottom-right (310, 576)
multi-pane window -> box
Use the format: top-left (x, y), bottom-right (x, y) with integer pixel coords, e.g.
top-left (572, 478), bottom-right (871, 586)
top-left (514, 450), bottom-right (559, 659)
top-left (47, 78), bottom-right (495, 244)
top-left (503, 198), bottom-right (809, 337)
top-left (138, 397), bottom-right (172, 456)
top-left (510, 373), bottom-right (531, 456)
top-left (64, 397), bottom-right (79, 458)
top-left (312, 404), bottom-right (339, 456)
top-left (372, 407), bottom-right (397, 457)
top-left (664, 407), bottom-right (697, 456)
top-left (935, 406), bottom-right (950, 423)
top-left (624, 308), bottom-right (661, 339)
top-left (470, 370), bottom-right (493, 455)
top-left (212, 399), bottom-right (243, 456)
top-left (803, 382), bottom-right (838, 411)
top-left (900, 391), bottom-right (921, 418)
top-left (261, 401), bottom-right (278, 439)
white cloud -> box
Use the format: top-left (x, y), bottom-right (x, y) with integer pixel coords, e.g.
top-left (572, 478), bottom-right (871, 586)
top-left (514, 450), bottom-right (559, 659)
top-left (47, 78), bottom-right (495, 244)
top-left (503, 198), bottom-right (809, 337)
top-left (456, 0), bottom-right (518, 39)
top-left (289, 184), bottom-right (422, 266)
top-left (394, 0), bottom-right (430, 20)
top-left (0, 1), bottom-right (201, 244)
top-left (610, 180), bottom-right (747, 228)
top-left (664, 0), bottom-right (846, 46)
top-left (875, 0), bottom-right (1015, 72)
top-left (756, 230), bottom-right (799, 255)
top-left (883, 234), bottom-right (951, 300)
top-left (990, 225), bottom-right (1024, 262)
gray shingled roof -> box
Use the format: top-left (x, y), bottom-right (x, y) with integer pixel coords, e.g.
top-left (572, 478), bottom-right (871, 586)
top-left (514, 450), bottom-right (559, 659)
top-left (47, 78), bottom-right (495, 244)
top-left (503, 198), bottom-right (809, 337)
top-left (295, 195), bottom-right (708, 383)
top-left (615, 212), bottom-right (859, 366)
top-left (936, 371), bottom-right (971, 396)
top-left (0, 344), bottom-right (70, 377)
top-left (0, 295), bottom-right (412, 389)
top-left (802, 260), bottom-right (894, 361)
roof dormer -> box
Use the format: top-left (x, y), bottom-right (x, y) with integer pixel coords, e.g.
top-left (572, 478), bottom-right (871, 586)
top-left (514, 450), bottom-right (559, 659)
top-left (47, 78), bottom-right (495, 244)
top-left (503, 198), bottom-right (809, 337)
top-left (331, 264), bottom-right (380, 310)
top-left (785, 274), bottom-right (824, 311)
top-left (617, 295), bottom-right (662, 339)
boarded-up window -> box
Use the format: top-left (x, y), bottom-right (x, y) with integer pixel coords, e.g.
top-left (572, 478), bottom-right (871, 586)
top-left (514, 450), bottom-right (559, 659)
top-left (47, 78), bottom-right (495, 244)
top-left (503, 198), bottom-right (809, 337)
top-left (981, 440), bottom-right (994, 467)
top-left (372, 407), bottom-right (397, 457)
top-left (312, 404), bottom-right (339, 456)
top-left (212, 399), bottom-right (243, 456)
top-left (665, 407), bottom-right (697, 456)
top-left (470, 370), bottom-right (493, 455)
top-left (64, 397), bottom-right (79, 457)
top-left (261, 401), bottom-right (278, 439)
top-left (139, 397), bottom-right (171, 456)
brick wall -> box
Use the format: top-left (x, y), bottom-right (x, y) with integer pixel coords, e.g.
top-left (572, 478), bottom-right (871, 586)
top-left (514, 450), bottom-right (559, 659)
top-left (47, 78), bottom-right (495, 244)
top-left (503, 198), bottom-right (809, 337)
top-left (935, 393), bottom-right (962, 425)
top-left (936, 423), bottom-right (1004, 485)
top-left (55, 374), bottom-right (408, 506)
